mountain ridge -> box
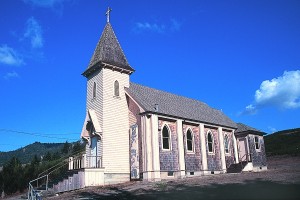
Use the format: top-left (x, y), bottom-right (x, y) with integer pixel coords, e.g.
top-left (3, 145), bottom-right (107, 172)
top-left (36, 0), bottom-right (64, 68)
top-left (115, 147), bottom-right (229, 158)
top-left (0, 142), bottom-right (66, 166)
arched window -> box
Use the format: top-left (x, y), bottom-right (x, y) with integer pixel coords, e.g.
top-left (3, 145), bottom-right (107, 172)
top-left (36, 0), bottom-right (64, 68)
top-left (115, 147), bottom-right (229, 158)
top-left (224, 135), bottom-right (229, 154)
top-left (207, 131), bottom-right (214, 153)
top-left (162, 125), bottom-right (170, 150)
top-left (93, 82), bottom-right (96, 98)
top-left (114, 80), bottom-right (119, 96)
top-left (254, 136), bottom-right (260, 150)
top-left (186, 129), bottom-right (194, 152)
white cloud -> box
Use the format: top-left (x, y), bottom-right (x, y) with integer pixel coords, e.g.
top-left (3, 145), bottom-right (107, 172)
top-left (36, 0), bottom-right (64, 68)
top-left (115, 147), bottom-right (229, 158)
top-left (134, 22), bottom-right (166, 34)
top-left (0, 45), bottom-right (24, 66)
top-left (244, 104), bottom-right (258, 115)
top-left (23, 0), bottom-right (65, 8)
top-left (24, 17), bottom-right (43, 49)
top-left (255, 70), bottom-right (300, 109)
top-left (133, 18), bottom-right (182, 34)
top-left (4, 71), bottom-right (19, 80)
top-left (268, 126), bottom-right (277, 133)
top-left (170, 18), bottom-right (182, 32)
top-left (23, 0), bottom-right (68, 15)
top-left (242, 70), bottom-right (300, 114)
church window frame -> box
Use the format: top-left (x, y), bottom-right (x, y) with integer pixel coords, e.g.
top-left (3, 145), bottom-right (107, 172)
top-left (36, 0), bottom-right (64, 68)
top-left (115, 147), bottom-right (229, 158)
top-left (162, 124), bottom-right (171, 151)
top-left (93, 82), bottom-right (97, 99)
top-left (114, 80), bottom-right (120, 97)
top-left (224, 134), bottom-right (230, 155)
top-left (207, 130), bottom-right (215, 154)
top-left (254, 136), bottom-right (260, 151)
top-left (186, 128), bottom-right (194, 153)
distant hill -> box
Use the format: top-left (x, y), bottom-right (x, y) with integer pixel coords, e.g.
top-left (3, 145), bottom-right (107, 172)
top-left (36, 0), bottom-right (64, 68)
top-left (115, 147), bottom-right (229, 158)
top-left (264, 128), bottom-right (300, 156)
top-left (0, 142), bottom-right (65, 166)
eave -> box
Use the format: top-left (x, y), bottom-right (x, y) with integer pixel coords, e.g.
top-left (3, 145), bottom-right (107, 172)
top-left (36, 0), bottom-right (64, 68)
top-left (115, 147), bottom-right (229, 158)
top-left (82, 61), bottom-right (134, 77)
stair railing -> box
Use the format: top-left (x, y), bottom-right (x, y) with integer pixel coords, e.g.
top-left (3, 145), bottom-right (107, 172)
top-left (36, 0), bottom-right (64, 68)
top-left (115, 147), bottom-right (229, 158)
top-left (239, 153), bottom-right (252, 169)
top-left (27, 174), bottom-right (49, 200)
top-left (27, 149), bottom-right (86, 200)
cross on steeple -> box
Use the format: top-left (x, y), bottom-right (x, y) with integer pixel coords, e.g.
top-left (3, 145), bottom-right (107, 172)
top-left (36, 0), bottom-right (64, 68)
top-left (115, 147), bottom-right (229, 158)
top-left (106, 7), bottom-right (112, 23)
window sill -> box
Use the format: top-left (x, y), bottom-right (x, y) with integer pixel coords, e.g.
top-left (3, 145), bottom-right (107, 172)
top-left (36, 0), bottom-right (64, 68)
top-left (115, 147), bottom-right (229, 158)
top-left (162, 148), bottom-right (171, 151)
top-left (186, 150), bottom-right (195, 154)
top-left (113, 95), bottom-right (121, 99)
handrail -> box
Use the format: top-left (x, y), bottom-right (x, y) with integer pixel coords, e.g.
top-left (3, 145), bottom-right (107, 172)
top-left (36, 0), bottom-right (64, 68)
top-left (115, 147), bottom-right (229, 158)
top-left (28, 174), bottom-right (49, 200)
top-left (239, 153), bottom-right (252, 169)
top-left (38, 149), bottom-right (85, 178)
top-left (86, 155), bottom-right (102, 168)
top-left (28, 150), bottom-right (85, 200)
top-left (70, 155), bottom-right (102, 169)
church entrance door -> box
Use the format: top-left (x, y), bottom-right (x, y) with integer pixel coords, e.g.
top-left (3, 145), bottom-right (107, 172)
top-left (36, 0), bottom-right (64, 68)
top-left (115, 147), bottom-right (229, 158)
top-left (238, 138), bottom-right (248, 162)
top-left (90, 137), bottom-right (98, 168)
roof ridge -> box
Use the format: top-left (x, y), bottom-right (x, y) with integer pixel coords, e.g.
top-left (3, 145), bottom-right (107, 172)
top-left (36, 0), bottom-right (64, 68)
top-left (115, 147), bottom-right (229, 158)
top-left (236, 122), bottom-right (262, 132)
top-left (130, 82), bottom-right (210, 107)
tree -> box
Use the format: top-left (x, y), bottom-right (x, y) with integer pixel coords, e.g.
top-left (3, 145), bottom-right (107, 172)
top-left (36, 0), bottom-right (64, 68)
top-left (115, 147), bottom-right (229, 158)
top-left (2, 157), bottom-right (23, 194)
top-left (61, 141), bottom-right (70, 154)
top-left (44, 152), bottom-right (52, 161)
top-left (72, 141), bottom-right (85, 154)
top-left (0, 171), bottom-right (3, 194)
top-left (31, 154), bottom-right (40, 165)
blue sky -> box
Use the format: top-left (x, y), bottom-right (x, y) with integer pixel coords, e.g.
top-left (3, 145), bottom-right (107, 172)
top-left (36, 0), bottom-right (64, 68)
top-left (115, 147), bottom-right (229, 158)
top-left (0, 0), bottom-right (299, 152)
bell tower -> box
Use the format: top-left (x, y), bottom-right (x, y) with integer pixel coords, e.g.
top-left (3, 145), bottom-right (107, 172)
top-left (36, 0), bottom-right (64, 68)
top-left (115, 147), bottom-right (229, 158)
top-left (81, 7), bottom-right (135, 184)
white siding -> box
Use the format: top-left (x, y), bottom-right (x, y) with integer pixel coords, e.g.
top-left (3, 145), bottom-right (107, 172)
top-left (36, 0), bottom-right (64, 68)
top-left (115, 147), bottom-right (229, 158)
top-left (86, 70), bottom-right (104, 129)
top-left (84, 67), bottom-right (130, 177)
top-left (102, 68), bottom-right (130, 174)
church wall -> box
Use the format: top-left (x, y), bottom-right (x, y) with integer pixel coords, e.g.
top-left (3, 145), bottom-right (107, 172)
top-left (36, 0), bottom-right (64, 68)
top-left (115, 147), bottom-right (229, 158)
top-left (85, 69), bottom-right (104, 160)
top-left (86, 69), bottom-right (103, 129)
top-left (158, 120), bottom-right (179, 172)
top-left (248, 134), bottom-right (267, 170)
top-left (183, 124), bottom-right (202, 172)
top-left (205, 127), bottom-right (222, 172)
top-left (102, 68), bottom-right (130, 176)
top-left (223, 130), bottom-right (235, 169)
top-left (127, 96), bottom-right (143, 177)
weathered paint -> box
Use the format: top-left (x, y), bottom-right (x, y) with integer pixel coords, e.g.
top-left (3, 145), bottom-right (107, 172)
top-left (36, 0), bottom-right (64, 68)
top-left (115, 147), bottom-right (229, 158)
top-left (130, 124), bottom-right (139, 179)
top-left (205, 127), bottom-right (222, 172)
top-left (183, 124), bottom-right (202, 172)
top-left (248, 134), bottom-right (267, 168)
top-left (223, 130), bottom-right (235, 169)
top-left (158, 120), bottom-right (179, 172)
top-left (127, 96), bottom-right (143, 176)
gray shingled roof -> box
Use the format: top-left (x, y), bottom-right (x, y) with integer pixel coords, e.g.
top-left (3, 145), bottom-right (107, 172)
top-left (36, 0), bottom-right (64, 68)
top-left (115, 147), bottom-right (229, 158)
top-left (84, 22), bottom-right (134, 73)
top-left (126, 82), bottom-right (237, 129)
top-left (236, 123), bottom-right (262, 133)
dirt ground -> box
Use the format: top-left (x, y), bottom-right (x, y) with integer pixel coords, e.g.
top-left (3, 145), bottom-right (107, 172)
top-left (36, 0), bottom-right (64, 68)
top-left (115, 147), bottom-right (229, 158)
top-left (5, 156), bottom-right (300, 199)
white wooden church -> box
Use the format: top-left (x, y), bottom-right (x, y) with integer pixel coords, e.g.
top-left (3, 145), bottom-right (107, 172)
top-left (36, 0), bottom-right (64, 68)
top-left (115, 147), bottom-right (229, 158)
top-left (63, 8), bottom-right (267, 189)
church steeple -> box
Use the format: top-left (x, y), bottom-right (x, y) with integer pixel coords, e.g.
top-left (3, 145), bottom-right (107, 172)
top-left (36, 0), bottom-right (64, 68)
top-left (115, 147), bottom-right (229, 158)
top-left (82, 7), bottom-right (134, 77)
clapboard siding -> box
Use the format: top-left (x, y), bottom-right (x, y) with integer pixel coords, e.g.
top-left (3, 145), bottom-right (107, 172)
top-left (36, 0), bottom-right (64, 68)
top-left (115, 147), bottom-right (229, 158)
top-left (86, 69), bottom-right (103, 128)
top-left (102, 68), bottom-right (130, 174)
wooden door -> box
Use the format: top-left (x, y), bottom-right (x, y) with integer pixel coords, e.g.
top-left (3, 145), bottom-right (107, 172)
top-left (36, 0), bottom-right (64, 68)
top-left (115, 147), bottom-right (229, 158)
top-left (90, 137), bottom-right (97, 168)
top-left (238, 138), bottom-right (248, 162)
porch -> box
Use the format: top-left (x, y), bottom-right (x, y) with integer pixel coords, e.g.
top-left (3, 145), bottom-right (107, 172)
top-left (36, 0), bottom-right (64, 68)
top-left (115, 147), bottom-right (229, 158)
top-left (68, 154), bottom-right (102, 170)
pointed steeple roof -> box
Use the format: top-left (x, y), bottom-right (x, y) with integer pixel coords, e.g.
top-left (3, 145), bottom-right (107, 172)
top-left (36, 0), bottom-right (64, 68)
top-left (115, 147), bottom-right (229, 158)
top-left (82, 20), bottom-right (134, 77)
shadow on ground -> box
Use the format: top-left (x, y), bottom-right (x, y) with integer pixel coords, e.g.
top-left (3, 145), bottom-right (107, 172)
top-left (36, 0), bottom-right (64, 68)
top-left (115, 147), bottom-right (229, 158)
top-left (76, 179), bottom-right (300, 200)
